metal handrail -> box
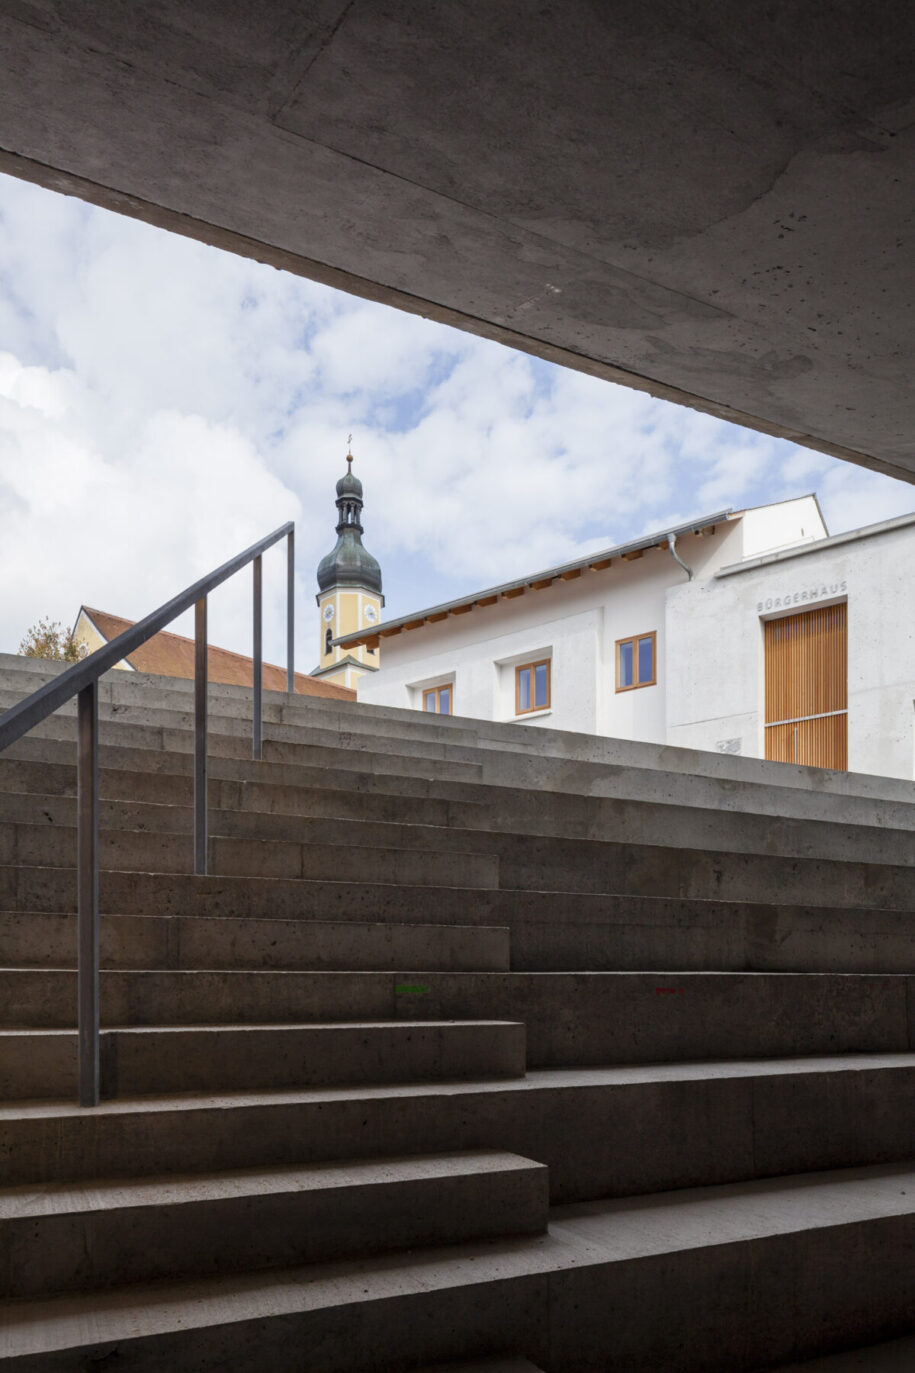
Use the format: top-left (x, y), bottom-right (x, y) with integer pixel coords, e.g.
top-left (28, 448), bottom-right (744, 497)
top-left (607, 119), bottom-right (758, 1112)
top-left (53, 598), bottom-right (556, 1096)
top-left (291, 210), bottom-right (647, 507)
top-left (0, 520), bottom-right (296, 1107)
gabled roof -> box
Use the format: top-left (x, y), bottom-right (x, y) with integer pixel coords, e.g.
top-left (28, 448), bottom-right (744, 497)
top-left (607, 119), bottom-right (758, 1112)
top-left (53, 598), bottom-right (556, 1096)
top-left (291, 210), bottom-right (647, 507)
top-left (335, 508), bottom-right (733, 650)
top-left (310, 652), bottom-right (379, 679)
top-left (79, 608), bottom-right (355, 701)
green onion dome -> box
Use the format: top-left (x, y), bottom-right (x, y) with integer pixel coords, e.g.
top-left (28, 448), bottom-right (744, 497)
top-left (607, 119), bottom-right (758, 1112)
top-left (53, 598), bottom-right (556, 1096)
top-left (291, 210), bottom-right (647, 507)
top-left (317, 453), bottom-right (383, 595)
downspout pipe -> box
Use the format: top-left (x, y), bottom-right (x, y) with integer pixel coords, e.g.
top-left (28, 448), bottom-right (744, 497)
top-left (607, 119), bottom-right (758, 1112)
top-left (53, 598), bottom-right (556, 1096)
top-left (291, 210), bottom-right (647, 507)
top-left (668, 532), bottom-right (693, 580)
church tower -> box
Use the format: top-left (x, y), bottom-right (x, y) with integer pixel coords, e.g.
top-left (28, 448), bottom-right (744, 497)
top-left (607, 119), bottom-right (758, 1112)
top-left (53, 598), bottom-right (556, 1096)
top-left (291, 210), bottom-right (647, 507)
top-left (312, 448), bottom-right (383, 691)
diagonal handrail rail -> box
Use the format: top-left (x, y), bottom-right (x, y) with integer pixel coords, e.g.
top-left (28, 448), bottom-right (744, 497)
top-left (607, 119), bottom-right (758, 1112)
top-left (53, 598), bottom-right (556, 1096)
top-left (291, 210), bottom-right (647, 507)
top-left (0, 520), bottom-right (296, 1107)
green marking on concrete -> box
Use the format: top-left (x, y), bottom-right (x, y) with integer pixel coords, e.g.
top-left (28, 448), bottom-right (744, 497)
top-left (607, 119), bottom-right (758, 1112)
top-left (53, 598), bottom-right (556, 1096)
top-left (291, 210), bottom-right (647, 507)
top-left (395, 983), bottom-right (431, 996)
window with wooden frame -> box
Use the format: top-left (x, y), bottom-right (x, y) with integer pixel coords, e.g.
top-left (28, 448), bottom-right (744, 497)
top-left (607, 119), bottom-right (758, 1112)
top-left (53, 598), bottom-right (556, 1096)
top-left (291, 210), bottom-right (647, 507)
top-left (515, 659), bottom-right (551, 715)
top-left (422, 684), bottom-right (453, 715)
top-left (615, 631), bottom-right (657, 691)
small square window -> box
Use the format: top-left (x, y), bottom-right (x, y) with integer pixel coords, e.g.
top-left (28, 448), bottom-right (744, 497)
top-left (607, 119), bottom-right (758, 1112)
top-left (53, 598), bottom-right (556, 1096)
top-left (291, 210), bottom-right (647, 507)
top-left (616, 632), bottom-right (656, 691)
top-left (422, 685), bottom-right (453, 714)
top-left (515, 659), bottom-right (551, 715)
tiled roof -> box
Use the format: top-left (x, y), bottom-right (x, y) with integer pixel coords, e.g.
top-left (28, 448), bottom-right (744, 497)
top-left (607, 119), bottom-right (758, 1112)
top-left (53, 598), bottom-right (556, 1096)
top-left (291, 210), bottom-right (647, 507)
top-left (81, 609), bottom-right (355, 701)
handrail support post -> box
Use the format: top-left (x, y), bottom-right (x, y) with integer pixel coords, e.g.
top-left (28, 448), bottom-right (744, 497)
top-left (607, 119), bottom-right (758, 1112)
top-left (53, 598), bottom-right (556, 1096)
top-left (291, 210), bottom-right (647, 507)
top-left (77, 681), bottom-right (100, 1108)
top-left (253, 554), bottom-right (263, 760)
top-left (194, 596), bottom-right (208, 876)
top-left (286, 528), bottom-right (295, 695)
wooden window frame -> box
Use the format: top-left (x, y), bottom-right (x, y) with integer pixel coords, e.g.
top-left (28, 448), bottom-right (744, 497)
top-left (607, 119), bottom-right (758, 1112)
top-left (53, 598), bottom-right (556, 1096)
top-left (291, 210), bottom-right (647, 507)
top-left (422, 684), bottom-right (453, 715)
top-left (515, 659), bottom-right (551, 715)
top-left (615, 631), bottom-right (657, 692)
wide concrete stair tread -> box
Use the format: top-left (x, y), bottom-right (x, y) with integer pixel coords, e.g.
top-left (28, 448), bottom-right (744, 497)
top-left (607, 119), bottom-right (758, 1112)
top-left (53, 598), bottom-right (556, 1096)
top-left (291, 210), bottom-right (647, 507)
top-left (6, 814), bottom-right (915, 904)
top-left (8, 869), bottom-right (915, 980)
top-left (6, 744), bottom-right (915, 856)
top-left (5, 782), bottom-right (915, 871)
top-left (7, 685), bottom-right (915, 841)
top-left (4, 722), bottom-right (913, 855)
top-left (0, 1149), bottom-right (547, 1298)
top-left (0, 911), bottom-right (511, 971)
top-left (415, 1360), bottom-right (545, 1372)
top-left (5, 1056), bottom-right (915, 1198)
top-left (0, 1020), bottom-right (527, 1098)
top-left (5, 654), bottom-right (914, 810)
top-left (5, 966), bottom-right (915, 1068)
top-left (5, 712), bottom-right (488, 784)
top-left (4, 1161), bottom-right (915, 1370)
top-left (7, 656), bottom-right (915, 1367)
top-left (7, 970), bottom-right (915, 1067)
top-left (0, 822), bottom-right (500, 887)
top-left (762, 1333), bottom-right (915, 1369)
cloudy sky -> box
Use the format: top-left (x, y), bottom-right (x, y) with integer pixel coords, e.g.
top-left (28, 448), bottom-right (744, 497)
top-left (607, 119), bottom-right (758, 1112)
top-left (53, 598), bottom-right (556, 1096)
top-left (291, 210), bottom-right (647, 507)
top-left (1, 171), bottom-right (913, 671)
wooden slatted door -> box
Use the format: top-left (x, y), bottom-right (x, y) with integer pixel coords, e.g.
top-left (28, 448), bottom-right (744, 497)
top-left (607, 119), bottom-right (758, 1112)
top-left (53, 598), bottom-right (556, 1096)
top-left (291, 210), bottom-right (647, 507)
top-left (764, 603), bottom-right (847, 769)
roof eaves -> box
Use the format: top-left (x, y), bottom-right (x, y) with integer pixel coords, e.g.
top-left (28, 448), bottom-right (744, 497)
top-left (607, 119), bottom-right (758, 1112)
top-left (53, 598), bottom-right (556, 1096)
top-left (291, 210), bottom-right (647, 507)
top-left (312, 653), bottom-right (378, 676)
top-left (336, 508), bottom-right (734, 649)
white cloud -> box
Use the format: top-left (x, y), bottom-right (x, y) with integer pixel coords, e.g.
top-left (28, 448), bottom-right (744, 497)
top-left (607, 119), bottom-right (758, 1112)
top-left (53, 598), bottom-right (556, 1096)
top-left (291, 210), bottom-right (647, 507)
top-left (0, 353), bottom-right (300, 657)
top-left (0, 169), bottom-right (914, 667)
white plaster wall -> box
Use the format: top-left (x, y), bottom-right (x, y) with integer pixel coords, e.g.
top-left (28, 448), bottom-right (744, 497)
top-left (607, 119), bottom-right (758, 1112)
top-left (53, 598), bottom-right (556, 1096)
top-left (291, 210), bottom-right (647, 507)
top-left (356, 505), bottom-right (845, 750)
top-left (358, 525), bottom-right (739, 734)
top-left (360, 593), bottom-right (603, 732)
top-left (666, 523), bottom-right (915, 779)
top-left (739, 495), bottom-right (826, 560)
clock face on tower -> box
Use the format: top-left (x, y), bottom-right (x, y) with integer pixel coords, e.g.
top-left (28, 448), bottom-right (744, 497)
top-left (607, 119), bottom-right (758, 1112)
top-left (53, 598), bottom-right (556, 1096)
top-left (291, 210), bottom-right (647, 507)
top-left (322, 604), bottom-right (334, 623)
top-left (365, 605), bottom-right (378, 624)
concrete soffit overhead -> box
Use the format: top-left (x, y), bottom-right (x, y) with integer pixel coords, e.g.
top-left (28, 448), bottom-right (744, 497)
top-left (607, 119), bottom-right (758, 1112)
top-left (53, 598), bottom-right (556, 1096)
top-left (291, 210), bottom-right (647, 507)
top-left (0, 5), bottom-right (914, 482)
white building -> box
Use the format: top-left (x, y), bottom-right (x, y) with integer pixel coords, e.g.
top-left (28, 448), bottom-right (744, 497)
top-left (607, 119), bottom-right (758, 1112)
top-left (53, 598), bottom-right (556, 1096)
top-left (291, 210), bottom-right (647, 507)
top-left (336, 494), bottom-right (915, 779)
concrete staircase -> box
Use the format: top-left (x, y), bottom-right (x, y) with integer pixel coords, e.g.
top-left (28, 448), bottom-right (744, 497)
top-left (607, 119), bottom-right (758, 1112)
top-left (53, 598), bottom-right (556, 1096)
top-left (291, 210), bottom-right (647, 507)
top-left (1, 651), bottom-right (915, 1370)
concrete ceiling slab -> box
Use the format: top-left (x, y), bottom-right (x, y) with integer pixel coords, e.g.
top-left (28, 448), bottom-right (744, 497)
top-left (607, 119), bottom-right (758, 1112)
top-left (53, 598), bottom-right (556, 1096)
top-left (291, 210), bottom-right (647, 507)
top-left (0, 1), bottom-right (913, 479)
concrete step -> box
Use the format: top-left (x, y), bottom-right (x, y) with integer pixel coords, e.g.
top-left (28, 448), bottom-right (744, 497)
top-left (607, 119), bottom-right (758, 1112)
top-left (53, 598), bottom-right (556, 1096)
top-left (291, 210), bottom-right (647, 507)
top-left (14, 711), bottom-right (488, 784)
top-left (0, 912), bottom-right (511, 971)
top-left (762, 1333), bottom-right (915, 1369)
top-left (0, 771), bottom-right (490, 835)
top-left (0, 822), bottom-right (499, 887)
top-left (0, 862), bottom-right (504, 923)
top-left (0, 721), bottom-right (486, 794)
top-left (0, 684), bottom-right (505, 774)
top-left (4, 1056), bottom-right (914, 1201)
top-left (6, 653), bottom-right (915, 815)
top-left (0, 1149), bottom-right (547, 1299)
top-left (415, 1360), bottom-right (546, 1373)
top-left (10, 866), bottom-right (915, 977)
top-left (3, 969), bottom-right (912, 1069)
top-left (4, 1161), bottom-right (915, 1371)
top-left (9, 724), bottom-right (915, 861)
top-left (6, 892), bottom-right (915, 976)
top-left (5, 804), bottom-right (915, 905)
top-left (0, 1020), bottom-right (527, 1099)
top-left (30, 683), bottom-right (901, 867)
top-left (0, 739), bottom-right (492, 812)
top-left (9, 677), bottom-right (915, 842)
top-left (6, 780), bottom-right (915, 874)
